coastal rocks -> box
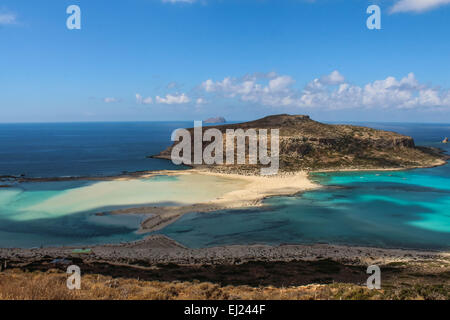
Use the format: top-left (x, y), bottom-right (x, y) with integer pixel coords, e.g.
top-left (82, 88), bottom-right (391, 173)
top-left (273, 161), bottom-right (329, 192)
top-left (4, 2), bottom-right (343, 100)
top-left (373, 137), bottom-right (415, 148)
top-left (0, 175), bottom-right (22, 184)
top-left (1, 238), bottom-right (448, 269)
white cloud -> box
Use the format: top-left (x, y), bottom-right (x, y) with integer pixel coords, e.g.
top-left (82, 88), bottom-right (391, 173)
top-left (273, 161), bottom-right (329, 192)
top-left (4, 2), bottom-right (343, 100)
top-left (156, 93), bottom-right (190, 104)
top-left (136, 92), bottom-right (191, 105)
top-left (202, 73), bottom-right (296, 107)
top-left (104, 97), bottom-right (119, 103)
top-left (136, 94), bottom-right (153, 105)
top-left (319, 70), bottom-right (345, 85)
top-left (196, 97), bottom-right (207, 105)
top-left (268, 75), bottom-right (295, 92)
top-left (0, 12), bottom-right (16, 25)
top-left (390, 0), bottom-right (450, 13)
top-left (201, 71), bottom-right (450, 110)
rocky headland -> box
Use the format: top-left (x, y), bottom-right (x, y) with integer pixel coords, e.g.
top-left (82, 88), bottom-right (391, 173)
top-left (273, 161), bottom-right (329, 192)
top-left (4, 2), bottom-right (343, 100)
top-left (153, 114), bottom-right (448, 174)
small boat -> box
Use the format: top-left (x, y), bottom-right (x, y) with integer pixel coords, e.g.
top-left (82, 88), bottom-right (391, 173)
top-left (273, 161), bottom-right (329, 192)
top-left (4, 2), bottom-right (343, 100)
top-left (443, 137), bottom-right (449, 144)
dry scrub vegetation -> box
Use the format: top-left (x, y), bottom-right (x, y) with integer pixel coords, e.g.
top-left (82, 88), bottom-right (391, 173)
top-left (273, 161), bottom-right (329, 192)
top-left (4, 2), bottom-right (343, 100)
top-left (0, 268), bottom-right (448, 300)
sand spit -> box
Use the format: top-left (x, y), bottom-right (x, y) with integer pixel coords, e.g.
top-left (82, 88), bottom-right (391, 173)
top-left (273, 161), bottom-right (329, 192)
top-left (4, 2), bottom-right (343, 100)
top-left (102, 169), bottom-right (319, 232)
top-left (311, 158), bottom-right (448, 173)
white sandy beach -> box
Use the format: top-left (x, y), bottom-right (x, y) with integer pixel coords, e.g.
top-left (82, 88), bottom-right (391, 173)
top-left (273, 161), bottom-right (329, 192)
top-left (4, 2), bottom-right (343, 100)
top-left (106, 169), bottom-right (320, 232)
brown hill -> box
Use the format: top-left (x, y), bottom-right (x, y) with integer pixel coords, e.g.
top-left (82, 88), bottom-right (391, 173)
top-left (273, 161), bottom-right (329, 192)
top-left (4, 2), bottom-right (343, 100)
top-left (153, 114), bottom-right (447, 173)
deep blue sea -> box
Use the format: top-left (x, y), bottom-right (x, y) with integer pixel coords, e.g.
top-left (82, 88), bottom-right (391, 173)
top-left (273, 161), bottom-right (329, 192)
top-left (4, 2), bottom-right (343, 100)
top-left (0, 122), bottom-right (449, 249)
top-left (0, 122), bottom-right (190, 178)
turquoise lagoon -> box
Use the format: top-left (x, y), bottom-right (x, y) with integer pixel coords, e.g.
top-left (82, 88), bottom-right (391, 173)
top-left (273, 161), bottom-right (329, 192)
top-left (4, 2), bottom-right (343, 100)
top-left (160, 165), bottom-right (450, 250)
top-left (159, 123), bottom-right (450, 250)
top-left (0, 122), bottom-right (449, 249)
top-left (0, 174), bottom-right (242, 248)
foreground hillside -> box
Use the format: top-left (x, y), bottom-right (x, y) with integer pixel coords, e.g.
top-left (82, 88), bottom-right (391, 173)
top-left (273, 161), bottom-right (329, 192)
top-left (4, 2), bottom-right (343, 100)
top-left (154, 114), bottom-right (447, 173)
top-left (1, 258), bottom-right (449, 300)
top-left (1, 235), bottom-right (449, 300)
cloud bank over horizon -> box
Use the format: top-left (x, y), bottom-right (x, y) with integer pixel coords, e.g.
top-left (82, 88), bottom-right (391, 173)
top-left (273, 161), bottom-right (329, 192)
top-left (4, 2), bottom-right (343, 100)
top-left (133, 71), bottom-right (450, 112)
top-left (199, 71), bottom-right (450, 111)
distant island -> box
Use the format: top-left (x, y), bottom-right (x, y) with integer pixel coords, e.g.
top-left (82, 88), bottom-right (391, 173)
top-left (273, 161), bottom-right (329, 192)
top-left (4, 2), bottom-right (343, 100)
top-left (154, 114), bottom-right (448, 174)
top-left (204, 116), bottom-right (226, 124)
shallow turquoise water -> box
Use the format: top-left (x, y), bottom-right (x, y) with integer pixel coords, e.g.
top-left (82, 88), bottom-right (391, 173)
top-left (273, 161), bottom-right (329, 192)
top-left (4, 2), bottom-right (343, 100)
top-left (1, 122), bottom-right (449, 249)
top-left (0, 179), bottom-right (149, 248)
top-left (0, 174), bottom-right (238, 248)
top-left (159, 121), bottom-right (450, 250)
top-left (159, 166), bottom-right (450, 250)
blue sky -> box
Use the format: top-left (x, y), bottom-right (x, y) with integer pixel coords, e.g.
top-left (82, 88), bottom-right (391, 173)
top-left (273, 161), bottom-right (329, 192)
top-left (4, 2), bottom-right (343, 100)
top-left (1, 0), bottom-right (450, 123)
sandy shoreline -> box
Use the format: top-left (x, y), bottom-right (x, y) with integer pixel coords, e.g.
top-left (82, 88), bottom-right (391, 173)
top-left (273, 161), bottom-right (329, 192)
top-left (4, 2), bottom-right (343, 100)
top-left (2, 154), bottom-right (446, 183)
top-left (101, 169), bottom-right (320, 233)
top-left (1, 161), bottom-right (448, 265)
top-left (1, 235), bottom-right (449, 267)
top-left (104, 159), bottom-right (448, 233)
top-left (1, 167), bottom-right (449, 270)
top-left (311, 158), bottom-right (448, 173)
top-left (1, 166), bottom-right (448, 266)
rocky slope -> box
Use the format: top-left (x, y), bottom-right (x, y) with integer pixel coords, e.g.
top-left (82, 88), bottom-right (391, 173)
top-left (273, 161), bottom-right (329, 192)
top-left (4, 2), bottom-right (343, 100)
top-left (153, 114), bottom-right (448, 173)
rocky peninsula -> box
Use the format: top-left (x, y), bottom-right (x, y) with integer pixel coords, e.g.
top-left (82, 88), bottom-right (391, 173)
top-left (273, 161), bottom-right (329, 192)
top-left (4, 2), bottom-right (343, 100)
top-left (154, 114), bottom-right (448, 174)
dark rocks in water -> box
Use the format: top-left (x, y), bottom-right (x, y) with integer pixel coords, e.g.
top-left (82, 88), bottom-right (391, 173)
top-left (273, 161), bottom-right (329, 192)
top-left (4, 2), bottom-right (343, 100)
top-left (204, 117), bottom-right (226, 124)
top-left (0, 175), bottom-right (19, 180)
